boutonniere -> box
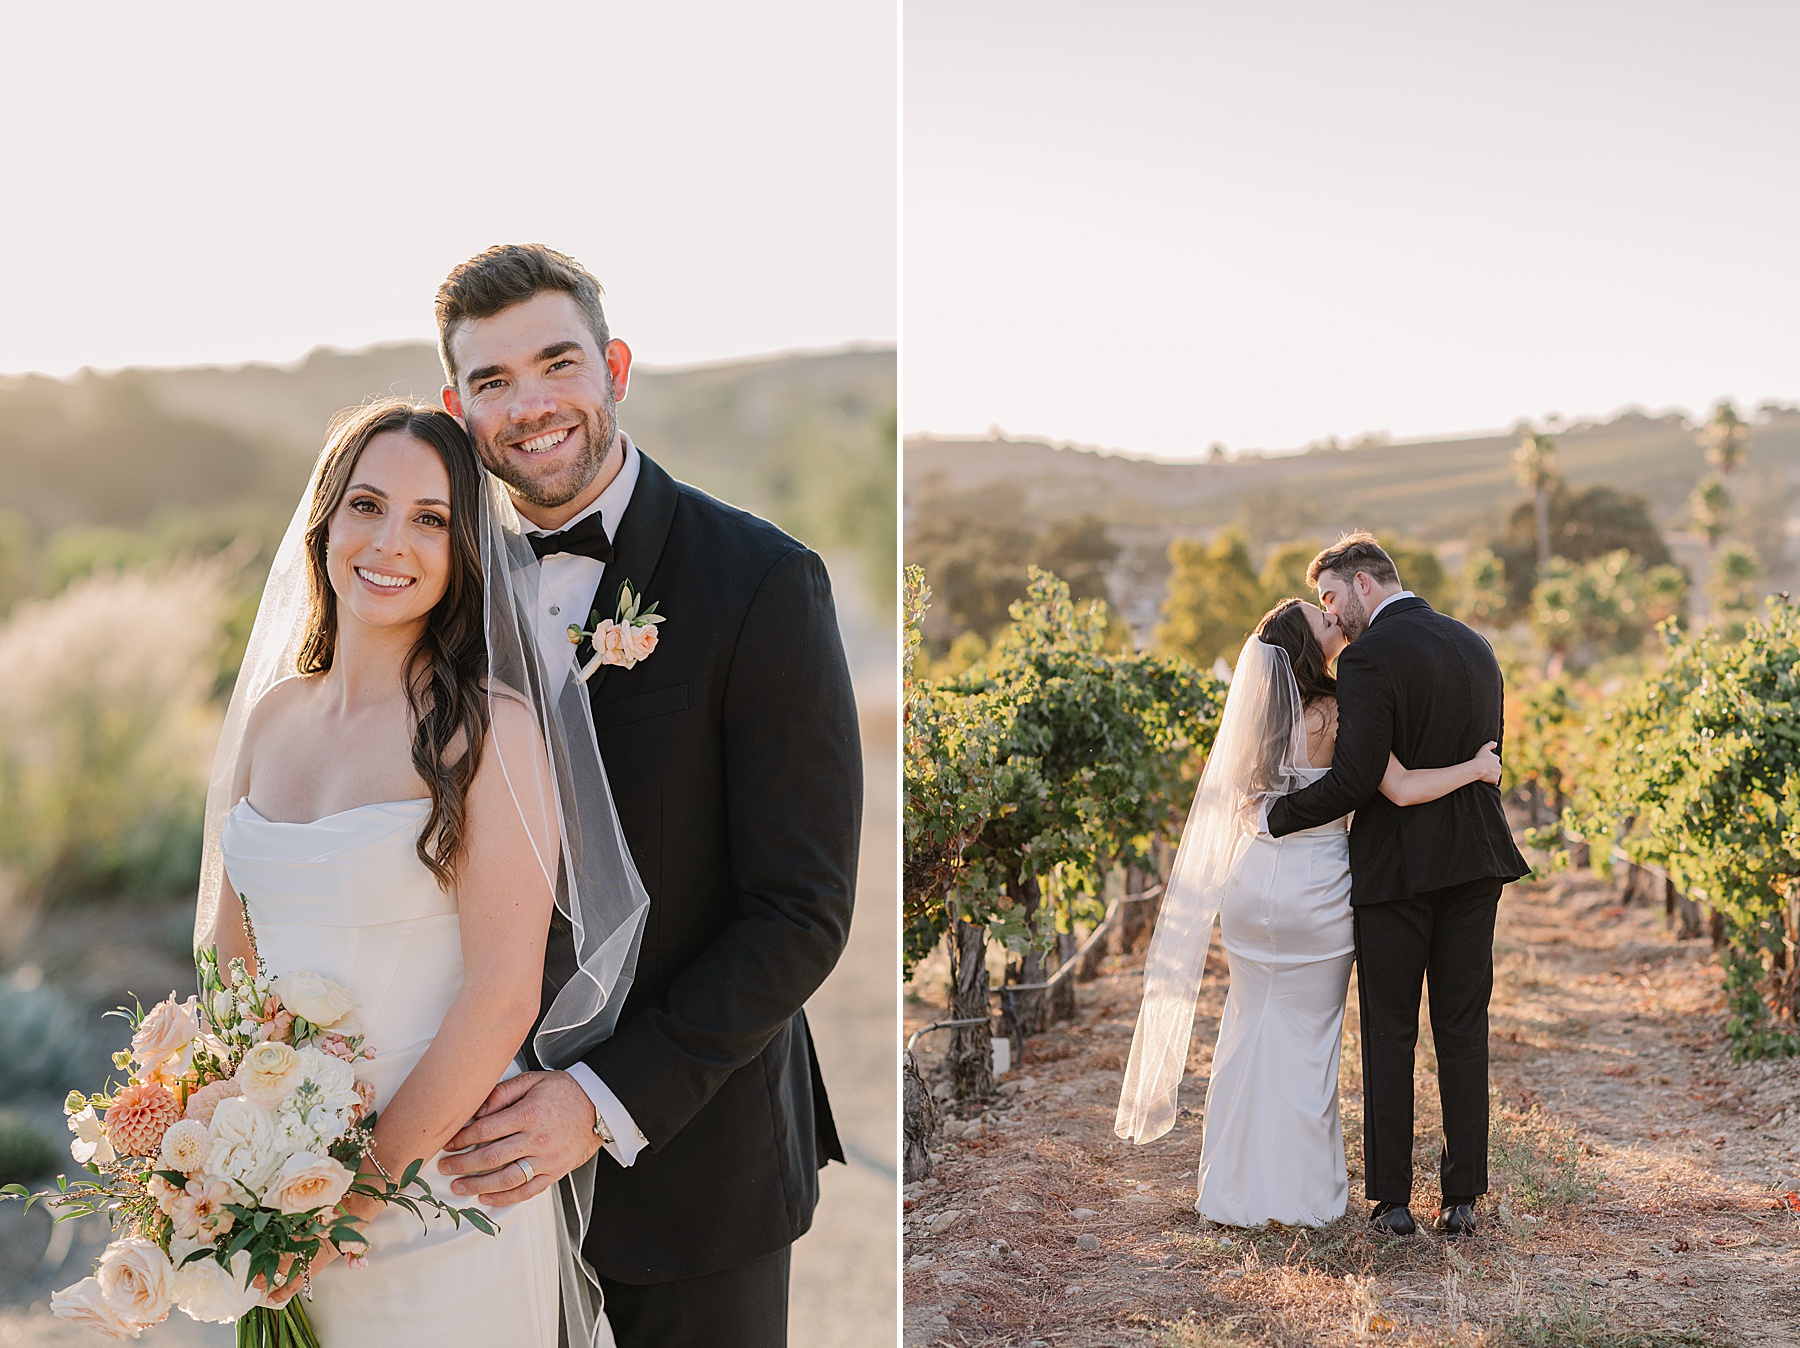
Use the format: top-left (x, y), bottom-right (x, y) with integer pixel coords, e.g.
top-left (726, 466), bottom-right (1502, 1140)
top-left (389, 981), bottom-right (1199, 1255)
top-left (568, 580), bottom-right (666, 682)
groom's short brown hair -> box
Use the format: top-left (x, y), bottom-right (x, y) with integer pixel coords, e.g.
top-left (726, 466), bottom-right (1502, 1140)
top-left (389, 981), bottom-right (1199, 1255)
top-left (435, 244), bottom-right (609, 384)
top-left (1307, 531), bottom-right (1399, 588)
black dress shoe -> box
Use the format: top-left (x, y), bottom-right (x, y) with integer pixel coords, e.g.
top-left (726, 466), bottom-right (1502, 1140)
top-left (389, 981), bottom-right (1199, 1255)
top-left (1434, 1202), bottom-right (1477, 1238)
top-left (1369, 1201), bottom-right (1416, 1235)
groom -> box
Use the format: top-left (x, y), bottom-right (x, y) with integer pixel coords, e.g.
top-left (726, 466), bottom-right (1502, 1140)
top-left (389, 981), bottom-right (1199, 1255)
top-left (429, 244), bottom-right (862, 1344)
top-left (1265, 533), bottom-right (1526, 1238)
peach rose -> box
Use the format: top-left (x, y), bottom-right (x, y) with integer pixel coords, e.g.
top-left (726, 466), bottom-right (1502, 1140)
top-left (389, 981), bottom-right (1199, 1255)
top-left (625, 622), bottom-right (659, 664)
top-left (50, 1276), bottom-right (141, 1339)
top-left (95, 1238), bottom-right (174, 1329)
top-left (183, 1078), bottom-right (238, 1128)
top-left (235, 1041), bottom-right (302, 1108)
top-left (594, 619), bottom-right (631, 664)
top-left (104, 1082), bottom-right (182, 1159)
top-left (266, 1152), bottom-right (354, 1215)
top-left (131, 995), bottom-right (198, 1084)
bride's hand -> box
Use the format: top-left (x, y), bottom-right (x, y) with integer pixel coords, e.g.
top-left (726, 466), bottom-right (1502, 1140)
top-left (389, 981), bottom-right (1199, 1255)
top-left (1472, 740), bottom-right (1501, 785)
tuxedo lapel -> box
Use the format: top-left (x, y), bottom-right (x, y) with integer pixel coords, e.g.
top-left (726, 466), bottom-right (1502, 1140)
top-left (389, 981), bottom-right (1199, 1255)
top-left (583, 449), bottom-right (681, 698)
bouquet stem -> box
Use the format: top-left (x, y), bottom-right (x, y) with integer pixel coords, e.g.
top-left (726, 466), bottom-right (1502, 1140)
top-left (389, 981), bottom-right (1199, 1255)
top-left (237, 1300), bottom-right (322, 1348)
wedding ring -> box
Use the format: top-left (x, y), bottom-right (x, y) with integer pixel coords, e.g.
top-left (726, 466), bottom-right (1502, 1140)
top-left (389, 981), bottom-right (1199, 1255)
top-left (517, 1157), bottom-right (536, 1185)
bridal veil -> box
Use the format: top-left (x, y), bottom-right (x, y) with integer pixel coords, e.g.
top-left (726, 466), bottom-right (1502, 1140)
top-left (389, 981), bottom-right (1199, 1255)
top-left (193, 411), bottom-right (649, 1346)
top-left (1114, 635), bottom-right (1312, 1145)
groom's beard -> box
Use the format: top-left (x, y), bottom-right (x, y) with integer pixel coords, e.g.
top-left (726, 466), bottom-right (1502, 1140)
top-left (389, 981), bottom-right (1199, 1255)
top-left (480, 397), bottom-right (619, 511)
top-left (1336, 590), bottom-right (1370, 642)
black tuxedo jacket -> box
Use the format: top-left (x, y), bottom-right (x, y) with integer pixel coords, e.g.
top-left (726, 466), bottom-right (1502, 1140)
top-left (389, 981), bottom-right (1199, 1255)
top-left (537, 450), bottom-right (861, 1284)
top-left (1267, 596), bottom-right (1527, 904)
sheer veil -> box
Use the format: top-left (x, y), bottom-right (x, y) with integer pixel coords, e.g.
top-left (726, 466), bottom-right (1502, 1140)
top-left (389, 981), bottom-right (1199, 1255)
top-left (193, 441), bottom-right (649, 1346)
top-left (1114, 636), bottom-right (1311, 1145)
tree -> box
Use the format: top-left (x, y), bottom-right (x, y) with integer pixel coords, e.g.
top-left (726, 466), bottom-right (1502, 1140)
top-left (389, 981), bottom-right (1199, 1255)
top-left (1496, 482), bottom-right (1672, 614)
top-left (1381, 537), bottom-right (1451, 613)
top-left (1514, 431), bottom-right (1558, 568)
top-left (1710, 542), bottom-right (1761, 640)
top-left (1701, 400), bottom-right (1749, 478)
top-left (1039, 514), bottom-right (1121, 608)
top-left (1691, 475), bottom-right (1731, 551)
top-left (1529, 549), bottom-right (1687, 670)
top-left (1156, 530), bottom-right (1266, 669)
top-left (1457, 549), bottom-right (1510, 629)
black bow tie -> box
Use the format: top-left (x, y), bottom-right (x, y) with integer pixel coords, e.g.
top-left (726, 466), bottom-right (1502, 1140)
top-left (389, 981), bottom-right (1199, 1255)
top-left (528, 512), bottom-right (615, 563)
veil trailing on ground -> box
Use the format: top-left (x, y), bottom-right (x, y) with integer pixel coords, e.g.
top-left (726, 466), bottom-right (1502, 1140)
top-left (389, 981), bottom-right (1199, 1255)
top-left (1114, 635), bottom-right (1312, 1145)
top-left (193, 430), bottom-right (649, 1347)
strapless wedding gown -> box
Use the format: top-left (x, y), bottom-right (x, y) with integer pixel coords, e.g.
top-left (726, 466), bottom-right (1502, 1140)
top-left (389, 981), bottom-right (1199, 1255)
top-left (1196, 765), bottom-right (1354, 1227)
top-left (220, 798), bottom-right (567, 1347)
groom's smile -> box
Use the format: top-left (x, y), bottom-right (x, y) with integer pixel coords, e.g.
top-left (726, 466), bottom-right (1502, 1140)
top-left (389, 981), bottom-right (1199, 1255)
top-left (441, 289), bottom-right (634, 531)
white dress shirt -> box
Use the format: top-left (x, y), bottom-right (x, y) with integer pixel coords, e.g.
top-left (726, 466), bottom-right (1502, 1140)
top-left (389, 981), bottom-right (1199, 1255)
top-left (1368, 589), bottom-right (1415, 626)
top-left (519, 433), bottom-right (649, 1167)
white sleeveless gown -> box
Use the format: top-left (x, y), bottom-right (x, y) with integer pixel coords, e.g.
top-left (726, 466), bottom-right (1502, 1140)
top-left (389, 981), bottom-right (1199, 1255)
top-left (220, 798), bottom-right (568, 1347)
top-left (1196, 764), bottom-right (1354, 1227)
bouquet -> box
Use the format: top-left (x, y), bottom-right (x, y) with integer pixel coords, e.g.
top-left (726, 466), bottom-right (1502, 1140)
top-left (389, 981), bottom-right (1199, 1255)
top-left (4, 934), bottom-right (494, 1346)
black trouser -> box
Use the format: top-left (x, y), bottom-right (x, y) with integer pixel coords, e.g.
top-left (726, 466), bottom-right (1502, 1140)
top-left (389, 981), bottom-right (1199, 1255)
top-left (1353, 877), bottom-right (1501, 1206)
top-left (598, 1245), bottom-right (790, 1348)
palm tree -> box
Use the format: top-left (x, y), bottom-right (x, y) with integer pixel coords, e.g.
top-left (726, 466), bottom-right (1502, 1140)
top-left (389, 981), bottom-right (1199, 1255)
top-left (1514, 431), bottom-right (1557, 567)
top-left (1701, 400), bottom-right (1749, 478)
top-left (1690, 475), bottom-right (1731, 550)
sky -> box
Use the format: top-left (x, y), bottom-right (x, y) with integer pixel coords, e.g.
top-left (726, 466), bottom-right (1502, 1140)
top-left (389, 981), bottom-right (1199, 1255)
top-left (905, 0), bottom-right (1800, 457)
top-left (2, 2), bottom-right (895, 375)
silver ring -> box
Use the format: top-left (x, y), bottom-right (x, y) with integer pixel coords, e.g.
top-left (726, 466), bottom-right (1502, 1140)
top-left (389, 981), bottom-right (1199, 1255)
top-left (517, 1157), bottom-right (536, 1185)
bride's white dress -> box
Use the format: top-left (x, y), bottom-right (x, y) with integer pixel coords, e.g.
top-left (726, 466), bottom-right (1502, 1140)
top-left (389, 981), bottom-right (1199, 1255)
top-left (220, 797), bottom-right (565, 1347)
top-left (1196, 764), bottom-right (1354, 1227)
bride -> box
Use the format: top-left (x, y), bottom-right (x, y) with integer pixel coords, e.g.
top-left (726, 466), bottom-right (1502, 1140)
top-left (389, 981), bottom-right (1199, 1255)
top-left (196, 400), bottom-right (646, 1344)
top-left (1115, 598), bottom-right (1499, 1227)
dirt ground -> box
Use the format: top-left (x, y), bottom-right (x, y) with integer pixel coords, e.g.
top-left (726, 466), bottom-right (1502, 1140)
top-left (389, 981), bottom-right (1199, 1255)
top-left (902, 868), bottom-right (1800, 1347)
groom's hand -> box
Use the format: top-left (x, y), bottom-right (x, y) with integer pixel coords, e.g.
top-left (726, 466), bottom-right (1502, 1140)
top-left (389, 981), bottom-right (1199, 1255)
top-left (438, 1070), bottom-right (602, 1207)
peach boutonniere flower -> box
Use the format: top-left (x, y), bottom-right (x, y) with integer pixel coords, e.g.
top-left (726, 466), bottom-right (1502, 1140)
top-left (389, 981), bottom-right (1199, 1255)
top-left (569, 580), bottom-right (665, 682)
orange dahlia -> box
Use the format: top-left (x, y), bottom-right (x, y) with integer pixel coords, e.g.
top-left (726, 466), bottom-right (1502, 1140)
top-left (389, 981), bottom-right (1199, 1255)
top-left (103, 1082), bottom-right (182, 1158)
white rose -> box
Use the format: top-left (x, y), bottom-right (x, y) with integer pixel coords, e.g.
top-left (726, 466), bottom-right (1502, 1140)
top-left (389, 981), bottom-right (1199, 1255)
top-left (95, 1238), bottom-right (174, 1329)
top-left (266, 1151), bottom-right (354, 1215)
top-left (207, 1097), bottom-right (282, 1197)
top-left (68, 1106), bottom-right (117, 1167)
top-left (158, 1118), bottom-right (211, 1174)
top-left (51, 1276), bottom-right (142, 1339)
top-left (235, 1041), bottom-right (303, 1108)
top-left (210, 989), bottom-right (234, 1023)
top-left (270, 971), bottom-right (354, 1028)
top-left (172, 1251), bottom-right (259, 1324)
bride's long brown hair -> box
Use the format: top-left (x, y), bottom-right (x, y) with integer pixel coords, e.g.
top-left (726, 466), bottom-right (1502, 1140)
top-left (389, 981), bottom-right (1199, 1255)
top-left (296, 400), bottom-right (489, 889)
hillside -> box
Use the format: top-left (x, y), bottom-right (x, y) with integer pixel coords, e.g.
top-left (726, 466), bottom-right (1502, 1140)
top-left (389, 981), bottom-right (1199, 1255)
top-left (906, 410), bottom-right (1800, 637)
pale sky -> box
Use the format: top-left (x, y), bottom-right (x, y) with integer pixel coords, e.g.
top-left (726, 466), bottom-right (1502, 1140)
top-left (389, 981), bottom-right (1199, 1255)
top-left (3, 2), bottom-right (895, 375)
top-left (906, 1), bottom-right (1800, 457)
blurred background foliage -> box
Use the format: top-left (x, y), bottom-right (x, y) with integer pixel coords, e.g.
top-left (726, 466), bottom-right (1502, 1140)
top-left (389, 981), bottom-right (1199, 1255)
top-left (0, 343), bottom-right (894, 1109)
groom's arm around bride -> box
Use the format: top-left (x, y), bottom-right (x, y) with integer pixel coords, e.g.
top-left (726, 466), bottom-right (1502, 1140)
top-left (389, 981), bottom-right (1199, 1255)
top-left (425, 245), bottom-right (862, 1345)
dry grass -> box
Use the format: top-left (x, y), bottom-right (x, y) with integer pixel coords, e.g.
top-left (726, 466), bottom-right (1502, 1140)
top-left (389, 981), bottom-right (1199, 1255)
top-left (903, 869), bottom-right (1800, 1347)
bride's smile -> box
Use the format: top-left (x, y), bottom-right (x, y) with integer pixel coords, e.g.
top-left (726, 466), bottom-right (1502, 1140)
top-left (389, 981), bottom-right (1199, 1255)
top-left (324, 430), bottom-right (455, 632)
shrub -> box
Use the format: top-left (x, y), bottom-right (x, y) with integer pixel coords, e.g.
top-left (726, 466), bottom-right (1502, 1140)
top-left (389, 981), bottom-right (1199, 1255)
top-left (0, 561), bottom-right (226, 904)
top-left (0, 973), bottom-right (92, 1096)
